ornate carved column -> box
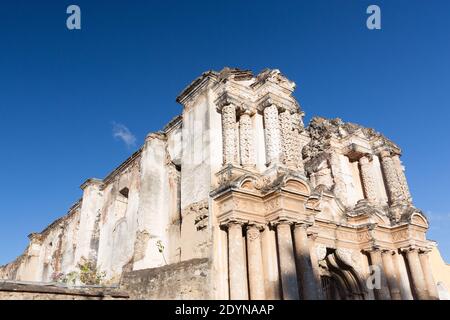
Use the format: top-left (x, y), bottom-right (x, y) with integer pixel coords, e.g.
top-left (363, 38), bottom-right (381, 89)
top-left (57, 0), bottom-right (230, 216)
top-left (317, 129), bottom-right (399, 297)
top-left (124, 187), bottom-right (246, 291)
top-left (275, 221), bottom-right (299, 300)
top-left (419, 250), bottom-right (439, 300)
top-left (393, 251), bottom-right (414, 300)
top-left (263, 104), bottom-right (282, 166)
top-left (227, 222), bottom-right (249, 300)
top-left (246, 224), bottom-right (266, 300)
top-left (404, 247), bottom-right (428, 300)
top-left (359, 156), bottom-right (378, 204)
top-left (392, 155), bottom-right (412, 203)
top-left (279, 109), bottom-right (295, 168)
top-left (368, 248), bottom-right (391, 300)
top-left (308, 233), bottom-right (324, 300)
top-left (292, 112), bottom-right (305, 174)
top-left (293, 224), bottom-right (318, 300)
top-left (239, 110), bottom-right (255, 168)
top-left (221, 104), bottom-right (238, 165)
top-left (381, 250), bottom-right (402, 300)
top-left (380, 150), bottom-right (403, 205)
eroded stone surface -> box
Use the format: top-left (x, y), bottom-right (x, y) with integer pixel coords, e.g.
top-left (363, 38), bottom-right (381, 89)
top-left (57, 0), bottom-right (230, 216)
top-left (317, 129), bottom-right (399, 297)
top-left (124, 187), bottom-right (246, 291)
top-left (1, 67), bottom-right (449, 300)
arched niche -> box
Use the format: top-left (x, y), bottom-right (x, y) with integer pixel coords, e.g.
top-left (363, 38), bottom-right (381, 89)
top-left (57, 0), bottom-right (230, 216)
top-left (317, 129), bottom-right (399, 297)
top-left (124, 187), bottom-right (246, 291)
top-left (410, 212), bottom-right (428, 228)
top-left (283, 178), bottom-right (311, 195)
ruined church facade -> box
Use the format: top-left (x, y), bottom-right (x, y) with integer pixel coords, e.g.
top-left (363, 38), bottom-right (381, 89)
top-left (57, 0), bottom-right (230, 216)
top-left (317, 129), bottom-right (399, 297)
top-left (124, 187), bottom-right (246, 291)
top-left (0, 68), bottom-right (447, 300)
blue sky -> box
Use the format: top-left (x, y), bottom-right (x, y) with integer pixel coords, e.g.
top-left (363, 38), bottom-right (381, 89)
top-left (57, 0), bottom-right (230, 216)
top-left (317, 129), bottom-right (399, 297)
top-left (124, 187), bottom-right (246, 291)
top-left (0, 0), bottom-right (449, 265)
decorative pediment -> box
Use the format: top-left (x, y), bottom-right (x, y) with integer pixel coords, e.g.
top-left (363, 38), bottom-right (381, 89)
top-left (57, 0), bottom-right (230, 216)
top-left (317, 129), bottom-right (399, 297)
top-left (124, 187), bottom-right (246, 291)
top-left (410, 212), bottom-right (428, 228)
top-left (283, 179), bottom-right (310, 195)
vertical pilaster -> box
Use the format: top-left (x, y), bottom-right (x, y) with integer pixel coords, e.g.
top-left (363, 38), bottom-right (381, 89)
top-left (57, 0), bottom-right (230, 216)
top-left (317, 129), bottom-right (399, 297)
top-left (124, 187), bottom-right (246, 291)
top-left (368, 248), bottom-right (391, 300)
top-left (419, 250), bottom-right (439, 300)
top-left (227, 222), bottom-right (248, 300)
top-left (359, 156), bottom-right (378, 204)
top-left (263, 105), bottom-right (281, 166)
top-left (405, 247), bottom-right (428, 300)
top-left (222, 104), bottom-right (238, 165)
top-left (293, 224), bottom-right (318, 300)
top-left (275, 222), bottom-right (299, 300)
top-left (381, 250), bottom-right (402, 299)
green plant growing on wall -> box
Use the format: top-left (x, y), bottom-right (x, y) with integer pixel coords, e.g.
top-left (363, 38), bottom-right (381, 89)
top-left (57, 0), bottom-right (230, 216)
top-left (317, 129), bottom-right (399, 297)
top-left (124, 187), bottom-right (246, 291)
top-left (77, 259), bottom-right (106, 285)
top-left (51, 257), bottom-right (106, 286)
top-left (156, 240), bottom-right (168, 265)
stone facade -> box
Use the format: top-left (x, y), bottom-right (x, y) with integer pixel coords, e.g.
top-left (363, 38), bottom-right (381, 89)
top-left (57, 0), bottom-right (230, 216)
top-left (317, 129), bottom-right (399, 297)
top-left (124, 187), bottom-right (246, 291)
top-left (1, 67), bottom-right (449, 300)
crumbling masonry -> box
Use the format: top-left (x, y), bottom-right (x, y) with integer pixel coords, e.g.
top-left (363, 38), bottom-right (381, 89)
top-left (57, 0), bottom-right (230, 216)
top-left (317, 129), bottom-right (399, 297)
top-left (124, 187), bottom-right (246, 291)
top-left (1, 68), bottom-right (449, 300)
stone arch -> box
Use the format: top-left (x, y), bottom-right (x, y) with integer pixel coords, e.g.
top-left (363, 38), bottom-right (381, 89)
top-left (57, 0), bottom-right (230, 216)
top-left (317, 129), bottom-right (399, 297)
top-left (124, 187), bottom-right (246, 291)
top-left (282, 177), bottom-right (311, 195)
top-left (235, 174), bottom-right (260, 191)
top-left (410, 212), bottom-right (428, 228)
top-left (322, 249), bottom-right (366, 300)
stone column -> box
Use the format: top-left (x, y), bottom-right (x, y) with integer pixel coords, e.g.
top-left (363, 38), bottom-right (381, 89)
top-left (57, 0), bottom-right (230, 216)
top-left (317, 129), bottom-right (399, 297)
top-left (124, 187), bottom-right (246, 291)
top-left (393, 251), bottom-right (414, 300)
top-left (227, 222), bottom-right (248, 300)
top-left (279, 110), bottom-right (295, 168)
top-left (419, 250), bottom-right (439, 300)
top-left (368, 248), bottom-right (391, 300)
top-left (275, 222), bottom-right (300, 300)
top-left (291, 112), bottom-right (305, 174)
top-left (293, 224), bottom-right (318, 300)
top-left (308, 233), bottom-right (324, 300)
top-left (263, 104), bottom-right (281, 166)
top-left (239, 110), bottom-right (255, 168)
top-left (222, 104), bottom-right (238, 165)
top-left (359, 156), bottom-right (378, 204)
top-left (404, 247), bottom-right (428, 300)
top-left (380, 150), bottom-right (403, 205)
top-left (381, 250), bottom-right (402, 300)
top-left (246, 225), bottom-right (266, 300)
top-left (261, 227), bottom-right (281, 300)
top-left (392, 155), bottom-right (412, 203)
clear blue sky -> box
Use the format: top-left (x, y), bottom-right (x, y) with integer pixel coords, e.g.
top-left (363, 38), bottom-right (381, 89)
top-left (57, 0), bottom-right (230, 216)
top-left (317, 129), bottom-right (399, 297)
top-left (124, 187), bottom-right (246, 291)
top-left (0, 0), bottom-right (449, 265)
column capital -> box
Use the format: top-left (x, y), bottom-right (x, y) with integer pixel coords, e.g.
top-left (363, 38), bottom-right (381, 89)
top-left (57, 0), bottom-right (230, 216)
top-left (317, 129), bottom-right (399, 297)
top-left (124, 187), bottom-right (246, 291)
top-left (270, 218), bottom-right (296, 228)
top-left (257, 93), bottom-right (284, 112)
top-left (379, 149), bottom-right (392, 158)
top-left (359, 154), bottom-right (373, 164)
top-left (294, 221), bottom-right (313, 230)
top-left (220, 219), bottom-right (247, 230)
top-left (246, 223), bottom-right (266, 232)
top-left (237, 107), bottom-right (256, 117)
top-left (363, 245), bottom-right (382, 254)
top-left (399, 245), bottom-right (424, 253)
top-left (307, 231), bottom-right (319, 241)
top-left (381, 249), bottom-right (396, 256)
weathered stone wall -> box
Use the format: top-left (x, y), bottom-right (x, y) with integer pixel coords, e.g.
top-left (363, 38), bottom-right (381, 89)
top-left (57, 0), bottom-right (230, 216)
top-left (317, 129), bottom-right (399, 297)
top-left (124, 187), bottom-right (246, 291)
top-left (0, 281), bottom-right (128, 300)
top-left (120, 258), bottom-right (210, 300)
